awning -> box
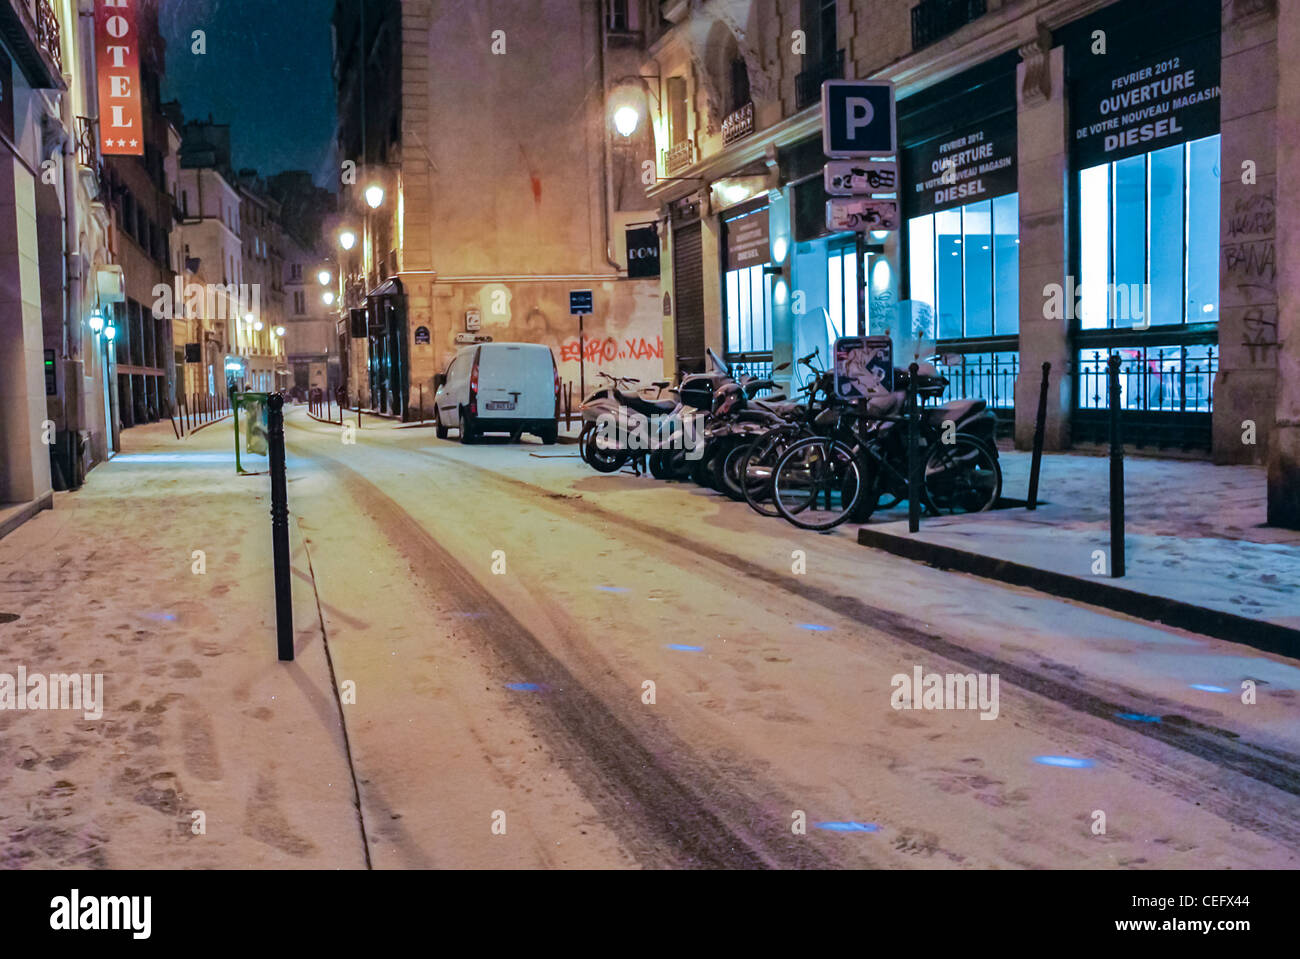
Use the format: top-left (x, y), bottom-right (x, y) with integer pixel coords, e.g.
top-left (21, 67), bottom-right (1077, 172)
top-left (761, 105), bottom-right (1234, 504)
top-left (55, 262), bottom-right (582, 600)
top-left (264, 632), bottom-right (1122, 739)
top-left (367, 277), bottom-right (404, 299)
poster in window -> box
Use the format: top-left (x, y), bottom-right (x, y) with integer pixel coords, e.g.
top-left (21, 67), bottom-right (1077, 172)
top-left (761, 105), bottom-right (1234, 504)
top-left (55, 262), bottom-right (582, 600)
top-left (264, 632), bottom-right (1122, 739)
top-left (903, 110), bottom-right (1017, 218)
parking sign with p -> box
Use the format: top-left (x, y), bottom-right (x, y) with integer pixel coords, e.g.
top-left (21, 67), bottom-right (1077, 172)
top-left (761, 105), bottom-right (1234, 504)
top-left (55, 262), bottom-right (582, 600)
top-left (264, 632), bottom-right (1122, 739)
top-left (821, 80), bottom-right (896, 158)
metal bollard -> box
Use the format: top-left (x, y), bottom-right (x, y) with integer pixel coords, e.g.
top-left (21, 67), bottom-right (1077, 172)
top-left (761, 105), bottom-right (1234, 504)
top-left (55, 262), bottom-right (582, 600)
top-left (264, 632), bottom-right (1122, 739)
top-left (1107, 354), bottom-right (1125, 578)
top-left (907, 362), bottom-right (921, 533)
top-left (1027, 361), bottom-right (1051, 510)
top-left (267, 394), bottom-right (295, 660)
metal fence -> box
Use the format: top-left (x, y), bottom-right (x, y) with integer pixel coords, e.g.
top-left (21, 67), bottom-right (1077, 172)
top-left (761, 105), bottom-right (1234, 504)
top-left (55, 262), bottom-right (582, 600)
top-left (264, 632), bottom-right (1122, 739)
top-left (933, 351), bottom-right (1018, 410)
top-left (1077, 344), bottom-right (1216, 413)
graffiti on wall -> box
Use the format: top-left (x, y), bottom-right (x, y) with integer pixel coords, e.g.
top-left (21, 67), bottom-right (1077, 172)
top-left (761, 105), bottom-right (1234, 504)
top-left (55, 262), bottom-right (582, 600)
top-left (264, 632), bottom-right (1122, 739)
top-left (560, 336), bottom-right (664, 363)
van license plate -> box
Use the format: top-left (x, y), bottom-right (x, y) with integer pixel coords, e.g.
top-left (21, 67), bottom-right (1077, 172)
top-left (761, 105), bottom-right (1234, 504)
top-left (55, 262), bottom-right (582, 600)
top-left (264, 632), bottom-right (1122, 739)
top-left (486, 401), bottom-right (515, 411)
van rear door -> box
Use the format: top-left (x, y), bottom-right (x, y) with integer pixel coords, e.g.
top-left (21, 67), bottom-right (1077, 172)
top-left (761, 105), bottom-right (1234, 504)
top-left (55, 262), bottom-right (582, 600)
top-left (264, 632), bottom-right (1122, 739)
top-left (476, 344), bottom-right (555, 420)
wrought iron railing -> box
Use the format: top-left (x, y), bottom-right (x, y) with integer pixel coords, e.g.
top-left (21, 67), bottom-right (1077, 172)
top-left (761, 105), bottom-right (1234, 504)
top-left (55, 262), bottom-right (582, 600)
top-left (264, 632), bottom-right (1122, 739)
top-left (795, 49), bottom-right (844, 110)
top-left (34, 0), bottom-right (62, 73)
top-left (911, 0), bottom-right (987, 51)
top-left (722, 102), bottom-right (754, 146)
top-left (75, 116), bottom-right (99, 168)
top-left (1077, 344), bottom-right (1216, 413)
top-left (934, 350), bottom-right (1018, 410)
top-left (662, 139), bottom-right (695, 176)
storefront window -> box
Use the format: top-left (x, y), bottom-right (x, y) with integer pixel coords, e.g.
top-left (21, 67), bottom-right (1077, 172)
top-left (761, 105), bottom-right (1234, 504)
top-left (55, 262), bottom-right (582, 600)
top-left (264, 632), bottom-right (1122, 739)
top-left (1077, 135), bottom-right (1221, 329)
top-left (724, 263), bottom-right (771, 355)
top-left (908, 194), bottom-right (1020, 341)
top-left (825, 243), bottom-right (859, 339)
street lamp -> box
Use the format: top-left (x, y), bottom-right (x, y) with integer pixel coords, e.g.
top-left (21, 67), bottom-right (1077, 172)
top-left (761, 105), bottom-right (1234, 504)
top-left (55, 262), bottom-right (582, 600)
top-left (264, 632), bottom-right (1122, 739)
top-left (254, 320), bottom-right (264, 331)
top-left (88, 307), bottom-right (105, 334)
top-left (275, 326), bottom-right (286, 337)
top-left (364, 184), bottom-right (385, 209)
top-left (103, 325), bottom-right (117, 342)
top-left (612, 105), bottom-right (640, 137)
top-left (318, 270), bottom-right (331, 286)
top-left (323, 291), bottom-right (336, 306)
top-left (339, 229), bottom-right (357, 251)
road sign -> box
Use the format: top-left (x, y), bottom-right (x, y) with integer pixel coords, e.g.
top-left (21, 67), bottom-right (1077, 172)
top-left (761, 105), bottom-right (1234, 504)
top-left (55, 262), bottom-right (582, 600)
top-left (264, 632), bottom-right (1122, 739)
top-left (826, 197), bottom-right (900, 232)
top-left (824, 160), bottom-right (898, 197)
top-left (569, 290), bottom-right (594, 315)
top-left (821, 80), bottom-right (896, 158)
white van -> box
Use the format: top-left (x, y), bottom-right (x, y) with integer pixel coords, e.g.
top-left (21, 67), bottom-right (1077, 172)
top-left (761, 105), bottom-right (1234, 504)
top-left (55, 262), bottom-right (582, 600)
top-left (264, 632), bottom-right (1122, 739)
top-left (433, 342), bottom-right (559, 444)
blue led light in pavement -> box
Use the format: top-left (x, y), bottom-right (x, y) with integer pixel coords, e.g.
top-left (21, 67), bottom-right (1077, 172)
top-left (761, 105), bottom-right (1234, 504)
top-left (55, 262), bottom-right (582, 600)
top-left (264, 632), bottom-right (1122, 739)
top-left (1115, 712), bottom-right (1162, 723)
top-left (142, 612), bottom-right (177, 622)
top-left (1189, 684), bottom-right (1231, 693)
top-left (665, 644), bottom-right (703, 652)
top-left (1033, 756), bottom-right (1095, 769)
top-left (816, 821), bottom-right (880, 832)
top-left (505, 683), bottom-right (541, 692)
top-left (596, 586), bottom-right (630, 593)
top-left (798, 623), bottom-right (831, 632)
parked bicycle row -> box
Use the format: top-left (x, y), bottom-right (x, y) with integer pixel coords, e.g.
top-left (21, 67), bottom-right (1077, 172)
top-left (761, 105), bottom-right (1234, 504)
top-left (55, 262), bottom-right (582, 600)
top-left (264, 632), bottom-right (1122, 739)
top-left (576, 349), bottom-right (1003, 532)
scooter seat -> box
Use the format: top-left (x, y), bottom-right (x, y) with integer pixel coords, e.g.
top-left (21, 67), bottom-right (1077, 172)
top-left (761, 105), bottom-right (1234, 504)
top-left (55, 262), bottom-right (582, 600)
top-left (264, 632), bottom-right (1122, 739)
top-left (925, 398), bottom-right (986, 426)
top-left (752, 399), bottom-right (799, 416)
top-left (615, 390), bottom-right (677, 416)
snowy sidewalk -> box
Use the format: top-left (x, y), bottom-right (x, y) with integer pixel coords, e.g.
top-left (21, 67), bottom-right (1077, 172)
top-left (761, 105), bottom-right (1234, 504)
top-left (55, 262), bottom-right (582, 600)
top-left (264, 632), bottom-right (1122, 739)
top-left (858, 451), bottom-right (1300, 657)
top-left (0, 420), bottom-right (364, 868)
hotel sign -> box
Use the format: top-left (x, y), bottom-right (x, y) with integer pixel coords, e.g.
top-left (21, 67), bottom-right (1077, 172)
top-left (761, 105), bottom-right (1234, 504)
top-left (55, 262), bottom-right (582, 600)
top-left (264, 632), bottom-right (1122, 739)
top-left (95, 0), bottom-right (144, 156)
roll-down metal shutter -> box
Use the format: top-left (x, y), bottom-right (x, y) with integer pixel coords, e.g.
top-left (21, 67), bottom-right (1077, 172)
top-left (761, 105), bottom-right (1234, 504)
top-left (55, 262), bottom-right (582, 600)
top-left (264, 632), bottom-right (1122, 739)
top-left (672, 221), bottom-right (705, 374)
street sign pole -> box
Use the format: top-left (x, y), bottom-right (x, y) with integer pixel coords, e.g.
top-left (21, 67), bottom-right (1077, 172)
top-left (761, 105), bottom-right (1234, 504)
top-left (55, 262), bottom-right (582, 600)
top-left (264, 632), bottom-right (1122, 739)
top-left (579, 314), bottom-right (586, 400)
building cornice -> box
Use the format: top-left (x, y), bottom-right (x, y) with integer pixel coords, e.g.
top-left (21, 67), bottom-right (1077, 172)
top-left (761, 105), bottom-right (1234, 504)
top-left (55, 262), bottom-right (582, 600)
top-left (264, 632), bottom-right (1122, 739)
top-left (646, 0), bottom-right (1120, 207)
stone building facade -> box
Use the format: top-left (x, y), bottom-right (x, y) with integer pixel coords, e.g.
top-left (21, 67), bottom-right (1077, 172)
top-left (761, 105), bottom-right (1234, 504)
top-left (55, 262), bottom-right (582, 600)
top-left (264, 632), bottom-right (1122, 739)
top-left (637, 0), bottom-right (1299, 525)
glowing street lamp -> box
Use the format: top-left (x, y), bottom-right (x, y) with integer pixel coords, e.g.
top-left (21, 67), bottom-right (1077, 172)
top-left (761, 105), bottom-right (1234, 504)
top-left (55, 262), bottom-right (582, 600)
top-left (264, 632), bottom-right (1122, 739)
top-left (339, 230), bottom-right (357, 251)
top-left (103, 325), bottom-right (117, 341)
top-left (612, 105), bottom-right (640, 137)
top-left (275, 326), bottom-right (286, 337)
top-left (323, 291), bottom-right (336, 306)
top-left (318, 270), bottom-right (331, 285)
top-left (88, 307), bottom-right (105, 334)
top-left (364, 184), bottom-right (385, 209)
top-left (254, 320), bottom-right (264, 331)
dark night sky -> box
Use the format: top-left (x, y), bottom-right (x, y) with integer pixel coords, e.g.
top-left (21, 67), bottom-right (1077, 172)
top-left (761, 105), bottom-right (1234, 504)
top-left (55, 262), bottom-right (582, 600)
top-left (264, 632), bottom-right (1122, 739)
top-left (159, 0), bottom-right (338, 187)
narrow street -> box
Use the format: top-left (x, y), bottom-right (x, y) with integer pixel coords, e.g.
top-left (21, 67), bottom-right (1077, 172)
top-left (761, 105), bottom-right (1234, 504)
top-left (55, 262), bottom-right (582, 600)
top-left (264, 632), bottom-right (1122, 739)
top-left (274, 409), bottom-right (1300, 869)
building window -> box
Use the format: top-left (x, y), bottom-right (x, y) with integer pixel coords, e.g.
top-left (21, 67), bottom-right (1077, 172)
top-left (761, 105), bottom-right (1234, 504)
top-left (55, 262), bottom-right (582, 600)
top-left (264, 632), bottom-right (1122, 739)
top-left (1077, 134), bottom-right (1221, 329)
top-left (667, 77), bottom-right (689, 147)
top-left (729, 57), bottom-right (751, 114)
top-left (907, 193), bottom-right (1020, 340)
top-left (294, 291), bottom-right (306, 314)
top-left (825, 242), bottom-right (860, 339)
top-left (801, 0), bottom-right (838, 66)
top-left (724, 264), bottom-right (772, 358)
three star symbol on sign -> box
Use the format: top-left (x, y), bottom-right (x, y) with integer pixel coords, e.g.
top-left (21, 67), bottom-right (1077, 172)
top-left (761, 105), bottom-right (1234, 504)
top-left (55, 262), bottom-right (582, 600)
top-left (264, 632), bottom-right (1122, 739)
top-left (103, 138), bottom-right (139, 148)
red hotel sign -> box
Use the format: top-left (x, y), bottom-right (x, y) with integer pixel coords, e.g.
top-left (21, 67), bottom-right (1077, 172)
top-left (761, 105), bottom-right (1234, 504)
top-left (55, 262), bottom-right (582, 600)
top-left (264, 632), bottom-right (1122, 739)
top-left (95, 0), bottom-right (144, 156)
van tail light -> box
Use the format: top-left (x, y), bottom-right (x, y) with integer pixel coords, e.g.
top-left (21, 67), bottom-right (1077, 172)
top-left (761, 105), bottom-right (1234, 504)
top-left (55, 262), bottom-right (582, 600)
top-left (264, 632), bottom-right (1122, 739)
top-left (553, 358), bottom-right (561, 418)
top-left (469, 354), bottom-right (480, 415)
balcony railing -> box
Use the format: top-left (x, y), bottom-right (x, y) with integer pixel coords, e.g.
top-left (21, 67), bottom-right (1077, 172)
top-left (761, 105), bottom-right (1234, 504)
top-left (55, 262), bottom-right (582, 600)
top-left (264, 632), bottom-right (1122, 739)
top-left (661, 139), bottom-right (695, 176)
top-left (75, 116), bottom-right (99, 167)
top-left (795, 49), bottom-right (844, 111)
top-left (34, 0), bottom-right (62, 73)
top-left (911, 0), bottom-right (987, 51)
top-left (722, 102), bottom-right (755, 146)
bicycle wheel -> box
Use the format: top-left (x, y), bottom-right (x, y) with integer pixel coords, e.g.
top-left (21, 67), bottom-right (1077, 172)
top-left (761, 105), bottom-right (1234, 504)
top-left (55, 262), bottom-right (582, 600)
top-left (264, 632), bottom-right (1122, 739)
top-left (923, 435), bottom-right (1002, 514)
top-left (772, 436), bottom-right (863, 531)
top-left (741, 426), bottom-right (798, 517)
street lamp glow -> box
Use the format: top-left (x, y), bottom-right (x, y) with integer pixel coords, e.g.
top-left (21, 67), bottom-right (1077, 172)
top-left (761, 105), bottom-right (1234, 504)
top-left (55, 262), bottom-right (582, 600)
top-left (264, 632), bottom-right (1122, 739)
top-left (339, 230), bottom-right (357, 250)
top-left (88, 308), bottom-right (105, 334)
top-left (254, 320), bottom-right (264, 331)
top-left (318, 270), bottom-right (331, 285)
top-left (244, 312), bottom-right (255, 325)
top-left (323, 291), bottom-right (336, 306)
top-left (275, 326), bottom-right (286, 337)
top-left (103, 325), bottom-right (117, 341)
top-left (612, 105), bottom-right (640, 137)
top-left (364, 185), bottom-right (385, 209)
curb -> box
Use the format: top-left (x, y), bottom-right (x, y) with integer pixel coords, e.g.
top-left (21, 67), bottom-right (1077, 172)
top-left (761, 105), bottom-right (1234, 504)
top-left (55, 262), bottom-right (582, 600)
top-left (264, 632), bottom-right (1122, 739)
top-left (856, 526), bottom-right (1299, 660)
top-left (0, 491), bottom-right (54, 543)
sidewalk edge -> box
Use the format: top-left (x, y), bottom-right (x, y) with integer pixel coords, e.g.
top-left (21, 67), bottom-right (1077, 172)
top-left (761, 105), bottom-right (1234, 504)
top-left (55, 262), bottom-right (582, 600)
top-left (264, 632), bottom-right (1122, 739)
top-left (856, 526), bottom-right (1299, 660)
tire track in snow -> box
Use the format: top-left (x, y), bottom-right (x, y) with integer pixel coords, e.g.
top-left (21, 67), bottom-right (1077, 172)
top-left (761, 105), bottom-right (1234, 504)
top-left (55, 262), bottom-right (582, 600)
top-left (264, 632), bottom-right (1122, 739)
top-left (286, 423), bottom-right (836, 869)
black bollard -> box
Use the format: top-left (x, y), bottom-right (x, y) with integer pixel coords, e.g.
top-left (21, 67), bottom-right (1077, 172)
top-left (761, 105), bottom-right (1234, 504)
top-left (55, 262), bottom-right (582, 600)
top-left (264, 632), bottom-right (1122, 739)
top-left (1107, 354), bottom-right (1125, 578)
top-left (267, 394), bottom-right (295, 660)
top-left (1027, 361), bottom-right (1051, 510)
top-left (907, 362), bottom-right (921, 533)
